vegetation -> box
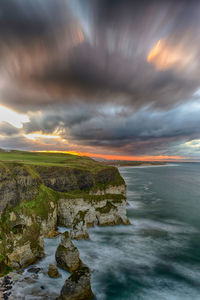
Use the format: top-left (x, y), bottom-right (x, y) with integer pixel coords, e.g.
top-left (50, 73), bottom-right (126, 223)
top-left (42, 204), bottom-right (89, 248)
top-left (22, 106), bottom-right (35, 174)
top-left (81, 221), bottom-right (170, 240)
top-left (0, 150), bottom-right (126, 276)
top-left (96, 201), bottom-right (116, 214)
top-left (0, 150), bottom-right (107, 173)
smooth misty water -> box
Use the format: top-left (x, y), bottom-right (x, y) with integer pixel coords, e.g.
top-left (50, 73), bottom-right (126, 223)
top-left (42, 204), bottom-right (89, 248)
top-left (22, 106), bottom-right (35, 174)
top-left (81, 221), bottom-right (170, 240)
top-left (11, 163), bottom-right (200, 299)
top-left (75, 163), bottom-right (200, 300)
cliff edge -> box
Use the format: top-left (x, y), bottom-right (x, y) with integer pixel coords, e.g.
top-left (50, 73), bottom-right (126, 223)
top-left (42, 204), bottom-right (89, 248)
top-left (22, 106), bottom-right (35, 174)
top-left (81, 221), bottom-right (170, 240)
top-left (0, 151), bottom-right (129, 276)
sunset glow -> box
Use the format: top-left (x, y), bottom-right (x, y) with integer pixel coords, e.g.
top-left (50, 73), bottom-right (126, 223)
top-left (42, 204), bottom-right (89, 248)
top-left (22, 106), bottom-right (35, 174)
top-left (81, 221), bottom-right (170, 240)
top-left (37, 151), bottom-right (184, 161)
top-left (147, 38), bottom-right (195, 71)
top-left (0, 1), bottom-right (200, 161)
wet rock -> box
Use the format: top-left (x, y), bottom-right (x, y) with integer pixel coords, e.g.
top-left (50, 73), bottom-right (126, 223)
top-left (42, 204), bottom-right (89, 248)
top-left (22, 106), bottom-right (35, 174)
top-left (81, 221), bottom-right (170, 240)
top-left (48, 264), bottom-right (60, 278)
top-left (2, 291), bottom-right (11, 300)
top-left (27, 267), bottom-right (41, 274)
top-left (58, 187), bottom-right (129, 239)
top-left (24, 277), bottom-right (37, 284)
top-left (0, 275), bottom-right (14, 300)
top-left (45, 229), bottom-right (60, 238)
top-left (7, 239), bottom-right (44, 270)
top-left (2, 276), bottom-right (11, 286)
top-left (55, 232), bottom-right (81, 273)
top-left (58, 265), bottom-right (94, 300)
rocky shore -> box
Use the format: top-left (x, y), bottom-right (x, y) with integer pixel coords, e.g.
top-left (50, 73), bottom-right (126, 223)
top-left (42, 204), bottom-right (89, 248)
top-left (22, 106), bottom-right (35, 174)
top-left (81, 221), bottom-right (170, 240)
top-left (0, 153), bottom-right (130, 299)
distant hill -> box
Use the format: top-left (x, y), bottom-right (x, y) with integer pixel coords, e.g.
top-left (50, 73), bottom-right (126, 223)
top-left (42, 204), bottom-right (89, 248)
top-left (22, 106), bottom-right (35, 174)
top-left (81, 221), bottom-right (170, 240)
top-left (102, 160), bottom-right (167, 167)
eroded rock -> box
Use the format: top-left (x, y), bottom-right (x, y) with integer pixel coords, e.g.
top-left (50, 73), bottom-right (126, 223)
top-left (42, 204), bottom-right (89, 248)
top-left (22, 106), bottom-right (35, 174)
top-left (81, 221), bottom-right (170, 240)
top-left (48, 263), bottom-right (60, 278)
top-left (45, 229), bottom-right (60, 238)
top-left (55, 232), bottom-right (81, 273)
top-left (58, 265), bottom-right (94, 300)
top-left (7, 243), bottom-right (38, 269)
top-left (27, 267), bottom-right (41, 274)
top-left (70, 211), bottom-right (90, 240)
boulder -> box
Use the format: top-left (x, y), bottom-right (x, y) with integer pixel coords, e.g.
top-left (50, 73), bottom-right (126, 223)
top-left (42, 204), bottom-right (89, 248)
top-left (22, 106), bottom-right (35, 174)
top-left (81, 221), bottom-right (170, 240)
top-left (45, 230), bottom-right (60, 238)
top-left (48, 263), bottom-right (60, 278)
top-left (58, 265), bottom-right (94, 300)
top-left (27, 267), bottom-right (41, 274)
top-left (7, 242), bottom-right (39, 269)
top-left (55, 232), bottom-right (81, 273)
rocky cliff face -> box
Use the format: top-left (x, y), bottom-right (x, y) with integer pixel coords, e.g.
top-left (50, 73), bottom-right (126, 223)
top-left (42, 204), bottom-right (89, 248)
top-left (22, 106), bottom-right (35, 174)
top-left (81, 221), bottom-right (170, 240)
top-left (58, 265), bottom-right (94, 300)
top-left (58, 194), bottom-right (129, 240)
top-left (0, 160), bottom-right (129, 276)
top-left (0, 163), bottom-right (123, 215)
top-left (0, 163), bottom-right (39, 215)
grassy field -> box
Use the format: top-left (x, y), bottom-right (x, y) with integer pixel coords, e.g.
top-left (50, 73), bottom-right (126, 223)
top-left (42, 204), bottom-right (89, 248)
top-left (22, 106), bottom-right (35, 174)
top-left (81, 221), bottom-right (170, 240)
top-left (0, 150), bottom-right (106, 172)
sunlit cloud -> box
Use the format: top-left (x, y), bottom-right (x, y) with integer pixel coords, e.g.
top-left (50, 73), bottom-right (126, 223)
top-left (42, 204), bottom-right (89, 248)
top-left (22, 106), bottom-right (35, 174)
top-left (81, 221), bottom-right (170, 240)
top-left (0, 105), bottom-right (29, 128)
top-left (24, 132), bottom-right (60, 141)
top-left (183, 139), bottom-right (200, 148)
top-left (0, 1), bottom-right (200, 160)
top-left (147, 37), bottom-right (197, 71)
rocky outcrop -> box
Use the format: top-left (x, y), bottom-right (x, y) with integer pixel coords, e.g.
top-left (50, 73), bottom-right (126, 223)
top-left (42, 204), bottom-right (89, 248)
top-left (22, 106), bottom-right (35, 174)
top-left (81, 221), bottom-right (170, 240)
top-left (45, 229), bottom-right (60, 238)
top-left (70, 211), bottom-right (89, 240)
top-left (40, 205), bottom-right (58, 236)
top-left (0, 160), bottom-right (124, 216)
top-left (58, 265), bottom-right (94, 300)
top-left (48, 263), bottom-right (60, 278)
top-left (56, 232), bottom-right (94, 299)
top-left (0, 157), bottom-right (128, 276)
top-left (7, 241), bottom-right (43, 269)
top-left (58, 193), bottom-right (129, 239)
top-left (34, 165), bottom-right (122, 194)
top-left (0, 163), bottom-right (40, 215)
top-left (35, 166), bottom-right (94, 192)
top-left (89, 184), bottom-right (126, 196)
top-left (56, 232), bottom-right (82, 273)
top-left (0, 152), bottom-right (130, 300)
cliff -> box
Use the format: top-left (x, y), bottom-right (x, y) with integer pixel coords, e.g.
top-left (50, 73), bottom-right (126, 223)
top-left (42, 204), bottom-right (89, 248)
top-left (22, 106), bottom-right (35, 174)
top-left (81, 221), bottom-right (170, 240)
top-left (0, 151), bottom-right (129, 276)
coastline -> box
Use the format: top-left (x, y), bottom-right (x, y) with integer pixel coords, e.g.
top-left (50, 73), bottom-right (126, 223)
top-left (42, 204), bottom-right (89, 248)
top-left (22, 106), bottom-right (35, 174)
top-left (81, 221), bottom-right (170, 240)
top-left (102, 161), bottom-right (167, 168)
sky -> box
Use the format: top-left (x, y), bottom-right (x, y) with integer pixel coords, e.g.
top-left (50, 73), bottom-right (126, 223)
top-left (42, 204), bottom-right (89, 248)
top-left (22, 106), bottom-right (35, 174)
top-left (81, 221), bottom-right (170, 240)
top-left (0, 0), bottom-right (200, 161)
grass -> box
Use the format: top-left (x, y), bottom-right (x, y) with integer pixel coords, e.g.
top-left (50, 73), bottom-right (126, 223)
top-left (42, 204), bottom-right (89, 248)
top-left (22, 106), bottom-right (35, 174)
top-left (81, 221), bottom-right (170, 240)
top-left (0, 150), bottom-right (124, 186)
top-left (0, 150), bottom-right (126, 276)
top-left (0, 150), bottom-right (106, 173)
top-left (16, 184), bottom-right (58, 219)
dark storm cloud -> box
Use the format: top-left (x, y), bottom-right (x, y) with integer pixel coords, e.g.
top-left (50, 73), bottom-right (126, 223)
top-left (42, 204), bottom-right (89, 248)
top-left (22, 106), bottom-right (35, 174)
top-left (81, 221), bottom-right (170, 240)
top-left (1, 0), bottom-right (200, 158)
top-left (66, 103), bottom-right (200, 151)
top-left (24, 104), bottom-right (96, 134)
top-left (1, 0), bottom-right (200, 111)
top-left (22, 101), bottom-right (200, 156)
top-left (0, 122), bottom-right (20, 136)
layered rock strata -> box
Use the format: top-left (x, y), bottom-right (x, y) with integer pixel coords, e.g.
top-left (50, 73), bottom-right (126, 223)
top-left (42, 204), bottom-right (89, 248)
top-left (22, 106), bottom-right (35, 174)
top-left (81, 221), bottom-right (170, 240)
top-left (0, 161), bottom-right (129, 276)
top-left (56, 232), bottom-right (82, 273)
top-left (58, 265), bottom-right (94, 300)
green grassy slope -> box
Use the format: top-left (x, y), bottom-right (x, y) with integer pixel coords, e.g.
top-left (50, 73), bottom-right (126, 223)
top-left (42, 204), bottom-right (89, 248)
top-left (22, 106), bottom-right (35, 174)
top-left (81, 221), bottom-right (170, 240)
top-left (0, 150), bottom-right (106, 173)
top-left (0, 150), bottom-right (126, 275)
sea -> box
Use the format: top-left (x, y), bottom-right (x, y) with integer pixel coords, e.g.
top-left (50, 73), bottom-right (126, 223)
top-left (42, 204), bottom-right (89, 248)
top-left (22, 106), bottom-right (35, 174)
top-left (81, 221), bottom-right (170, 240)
top-left (11, 163), bottom-right (200, 299)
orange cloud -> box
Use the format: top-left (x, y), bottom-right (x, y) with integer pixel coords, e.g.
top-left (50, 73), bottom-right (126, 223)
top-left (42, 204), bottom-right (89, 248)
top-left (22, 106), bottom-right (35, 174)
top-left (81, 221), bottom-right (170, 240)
top-left (147, 37), bottom-right (196, 71)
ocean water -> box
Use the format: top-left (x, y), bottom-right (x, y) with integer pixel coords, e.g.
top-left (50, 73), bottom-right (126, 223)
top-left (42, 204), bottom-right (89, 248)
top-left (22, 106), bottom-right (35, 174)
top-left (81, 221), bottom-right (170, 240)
top-left (75, 163), bottom-right (200, 300)
top-left (11, 163), bottom-right (200, 299)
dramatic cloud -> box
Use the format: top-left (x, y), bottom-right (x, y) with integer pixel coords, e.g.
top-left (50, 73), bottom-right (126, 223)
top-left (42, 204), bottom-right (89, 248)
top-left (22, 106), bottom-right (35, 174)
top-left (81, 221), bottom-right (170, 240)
top-left (0, 122), bottom-right (20, 136)
top-left (19, 101), bottom-right (200, 157)
top-left (0, 0), bottom-right (200, 159)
